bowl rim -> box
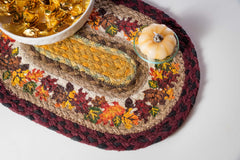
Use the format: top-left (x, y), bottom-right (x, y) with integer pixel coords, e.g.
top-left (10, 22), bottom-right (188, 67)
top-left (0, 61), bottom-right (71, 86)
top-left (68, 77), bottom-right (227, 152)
top-left (133, 29), bottom-right (179, 64)
top-left (0, 0), bottom-right (95, 43)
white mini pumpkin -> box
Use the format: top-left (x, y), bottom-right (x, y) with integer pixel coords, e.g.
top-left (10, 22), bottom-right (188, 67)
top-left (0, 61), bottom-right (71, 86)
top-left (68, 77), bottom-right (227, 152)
top-left (138, 23), bottom-right (176, 60)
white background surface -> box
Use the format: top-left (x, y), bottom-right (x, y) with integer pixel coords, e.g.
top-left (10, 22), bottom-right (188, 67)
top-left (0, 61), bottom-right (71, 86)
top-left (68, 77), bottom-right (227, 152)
top-left (0, 0), bottom-right (240, 160)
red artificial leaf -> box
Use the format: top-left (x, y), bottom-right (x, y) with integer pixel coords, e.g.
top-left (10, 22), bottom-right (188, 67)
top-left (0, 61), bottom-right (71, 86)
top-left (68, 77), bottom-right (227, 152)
top-left (91, 96), bottom-right (110, 109)
top-left (134, 100), bottom-right (152, 123)
top-left (72, 88), bottom-right (92, 114)
top-left (0, 36), bottom-right (13, 58)
top-left (52, 85), bottom-right (67, 104)
top-left (117, 17), bottom-right (140, 37)
top-left (40, 75), bottom-right (58, 92)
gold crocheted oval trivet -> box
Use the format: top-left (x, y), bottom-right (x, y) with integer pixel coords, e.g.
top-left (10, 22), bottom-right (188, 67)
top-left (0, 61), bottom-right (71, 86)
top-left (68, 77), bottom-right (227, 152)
top-left (34, 35), bottom-right (136, 86)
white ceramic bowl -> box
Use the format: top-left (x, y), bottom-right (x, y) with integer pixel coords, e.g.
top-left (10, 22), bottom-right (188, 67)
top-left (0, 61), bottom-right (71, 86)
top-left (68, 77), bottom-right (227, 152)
top-left (0, 0), bottom-right (95, 45)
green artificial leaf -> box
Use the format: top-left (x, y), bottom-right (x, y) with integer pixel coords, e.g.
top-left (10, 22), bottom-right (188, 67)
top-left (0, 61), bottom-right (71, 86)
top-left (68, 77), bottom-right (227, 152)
top-left (85, 107), bottom-right (102, 124)
top-left (23, 81), bottom-right (37, 95)
top-left (150, 106), bottom-right (160, 117)
top-left (2, 71), bottom-right (11, 80)
top-left (155, 62), bottom-right (173, 72)
top-left (12, 47), bottom-right (19, 56)
top-left (113, 115), bottom-right (122, 128)
top-left (148, 80), bottom-right (158, 89)
top-left (106, 24), bottom-right (118, 36)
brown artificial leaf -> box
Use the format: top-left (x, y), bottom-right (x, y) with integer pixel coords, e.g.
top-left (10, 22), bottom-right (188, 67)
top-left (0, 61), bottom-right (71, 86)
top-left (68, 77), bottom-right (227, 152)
top-left (144, 89), bottom-right (166, 106)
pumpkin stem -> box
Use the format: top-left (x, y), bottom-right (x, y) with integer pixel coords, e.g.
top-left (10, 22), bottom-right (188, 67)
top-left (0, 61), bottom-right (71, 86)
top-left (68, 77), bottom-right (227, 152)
top-left (153, 32), bottom-right (164, 43)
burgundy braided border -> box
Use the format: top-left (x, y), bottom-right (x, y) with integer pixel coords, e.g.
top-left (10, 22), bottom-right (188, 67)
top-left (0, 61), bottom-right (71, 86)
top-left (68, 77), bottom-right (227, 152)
top-left (0, 0), bottom-right (200, 151)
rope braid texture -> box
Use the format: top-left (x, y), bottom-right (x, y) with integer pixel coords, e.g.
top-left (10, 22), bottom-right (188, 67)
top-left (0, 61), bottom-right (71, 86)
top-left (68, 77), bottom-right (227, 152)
top-left (15, 0), bottom-right (186, 135)
top-left (20, 31), bottom-right (149, 99)
top-left (0, 0), bottom-right (200, 150)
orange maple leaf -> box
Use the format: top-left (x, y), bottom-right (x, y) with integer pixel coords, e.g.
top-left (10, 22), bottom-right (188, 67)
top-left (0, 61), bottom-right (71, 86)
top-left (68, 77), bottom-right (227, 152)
top-left (35, 85), bottom-right (49, 101)
top-left (26, 69), bottom-right (45, 82)
top-left (98, 102), bottom-right (125, 125)
top-left (149, 67), bottom-right (164, 80)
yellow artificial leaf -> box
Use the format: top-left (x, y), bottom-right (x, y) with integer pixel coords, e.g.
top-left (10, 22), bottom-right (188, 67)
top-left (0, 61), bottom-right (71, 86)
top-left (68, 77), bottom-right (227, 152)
top-left (165, 88), bottom-right (175, 100)
top-left (68, 90), bottom-right (76, 99)
top-left (11, 69), bottom-right (29, 87)
top-left (12, 47), bottom-right (19, 56)
top-left (122, 108), bottom-right (139, 129)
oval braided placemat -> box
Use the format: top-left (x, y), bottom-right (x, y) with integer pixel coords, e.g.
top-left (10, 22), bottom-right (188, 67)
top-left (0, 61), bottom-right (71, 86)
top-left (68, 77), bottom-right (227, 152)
top-left (0, 0), bottom-right (200, 150)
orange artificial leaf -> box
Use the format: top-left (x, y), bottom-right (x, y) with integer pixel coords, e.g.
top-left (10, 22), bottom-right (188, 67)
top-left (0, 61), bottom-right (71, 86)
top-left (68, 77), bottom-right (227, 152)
top-left (169, 63), bottom-right (180, 75)
top-left (149, 67), bottom-right (164, 80)
top-left (11, 69), bottom-right (29, 87)
top-left (35, 85), bottom-right (50, 101)
top-left (122, 108), bottom-right (139, 129)
top-left (55, 103), bottom-right (61, 108)
top-left (98, 102), bottom-right (125, 125)
top-left (26, 69), bottom-right (44, 82)
top-left (164, 88), bottom-right (175, 100)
